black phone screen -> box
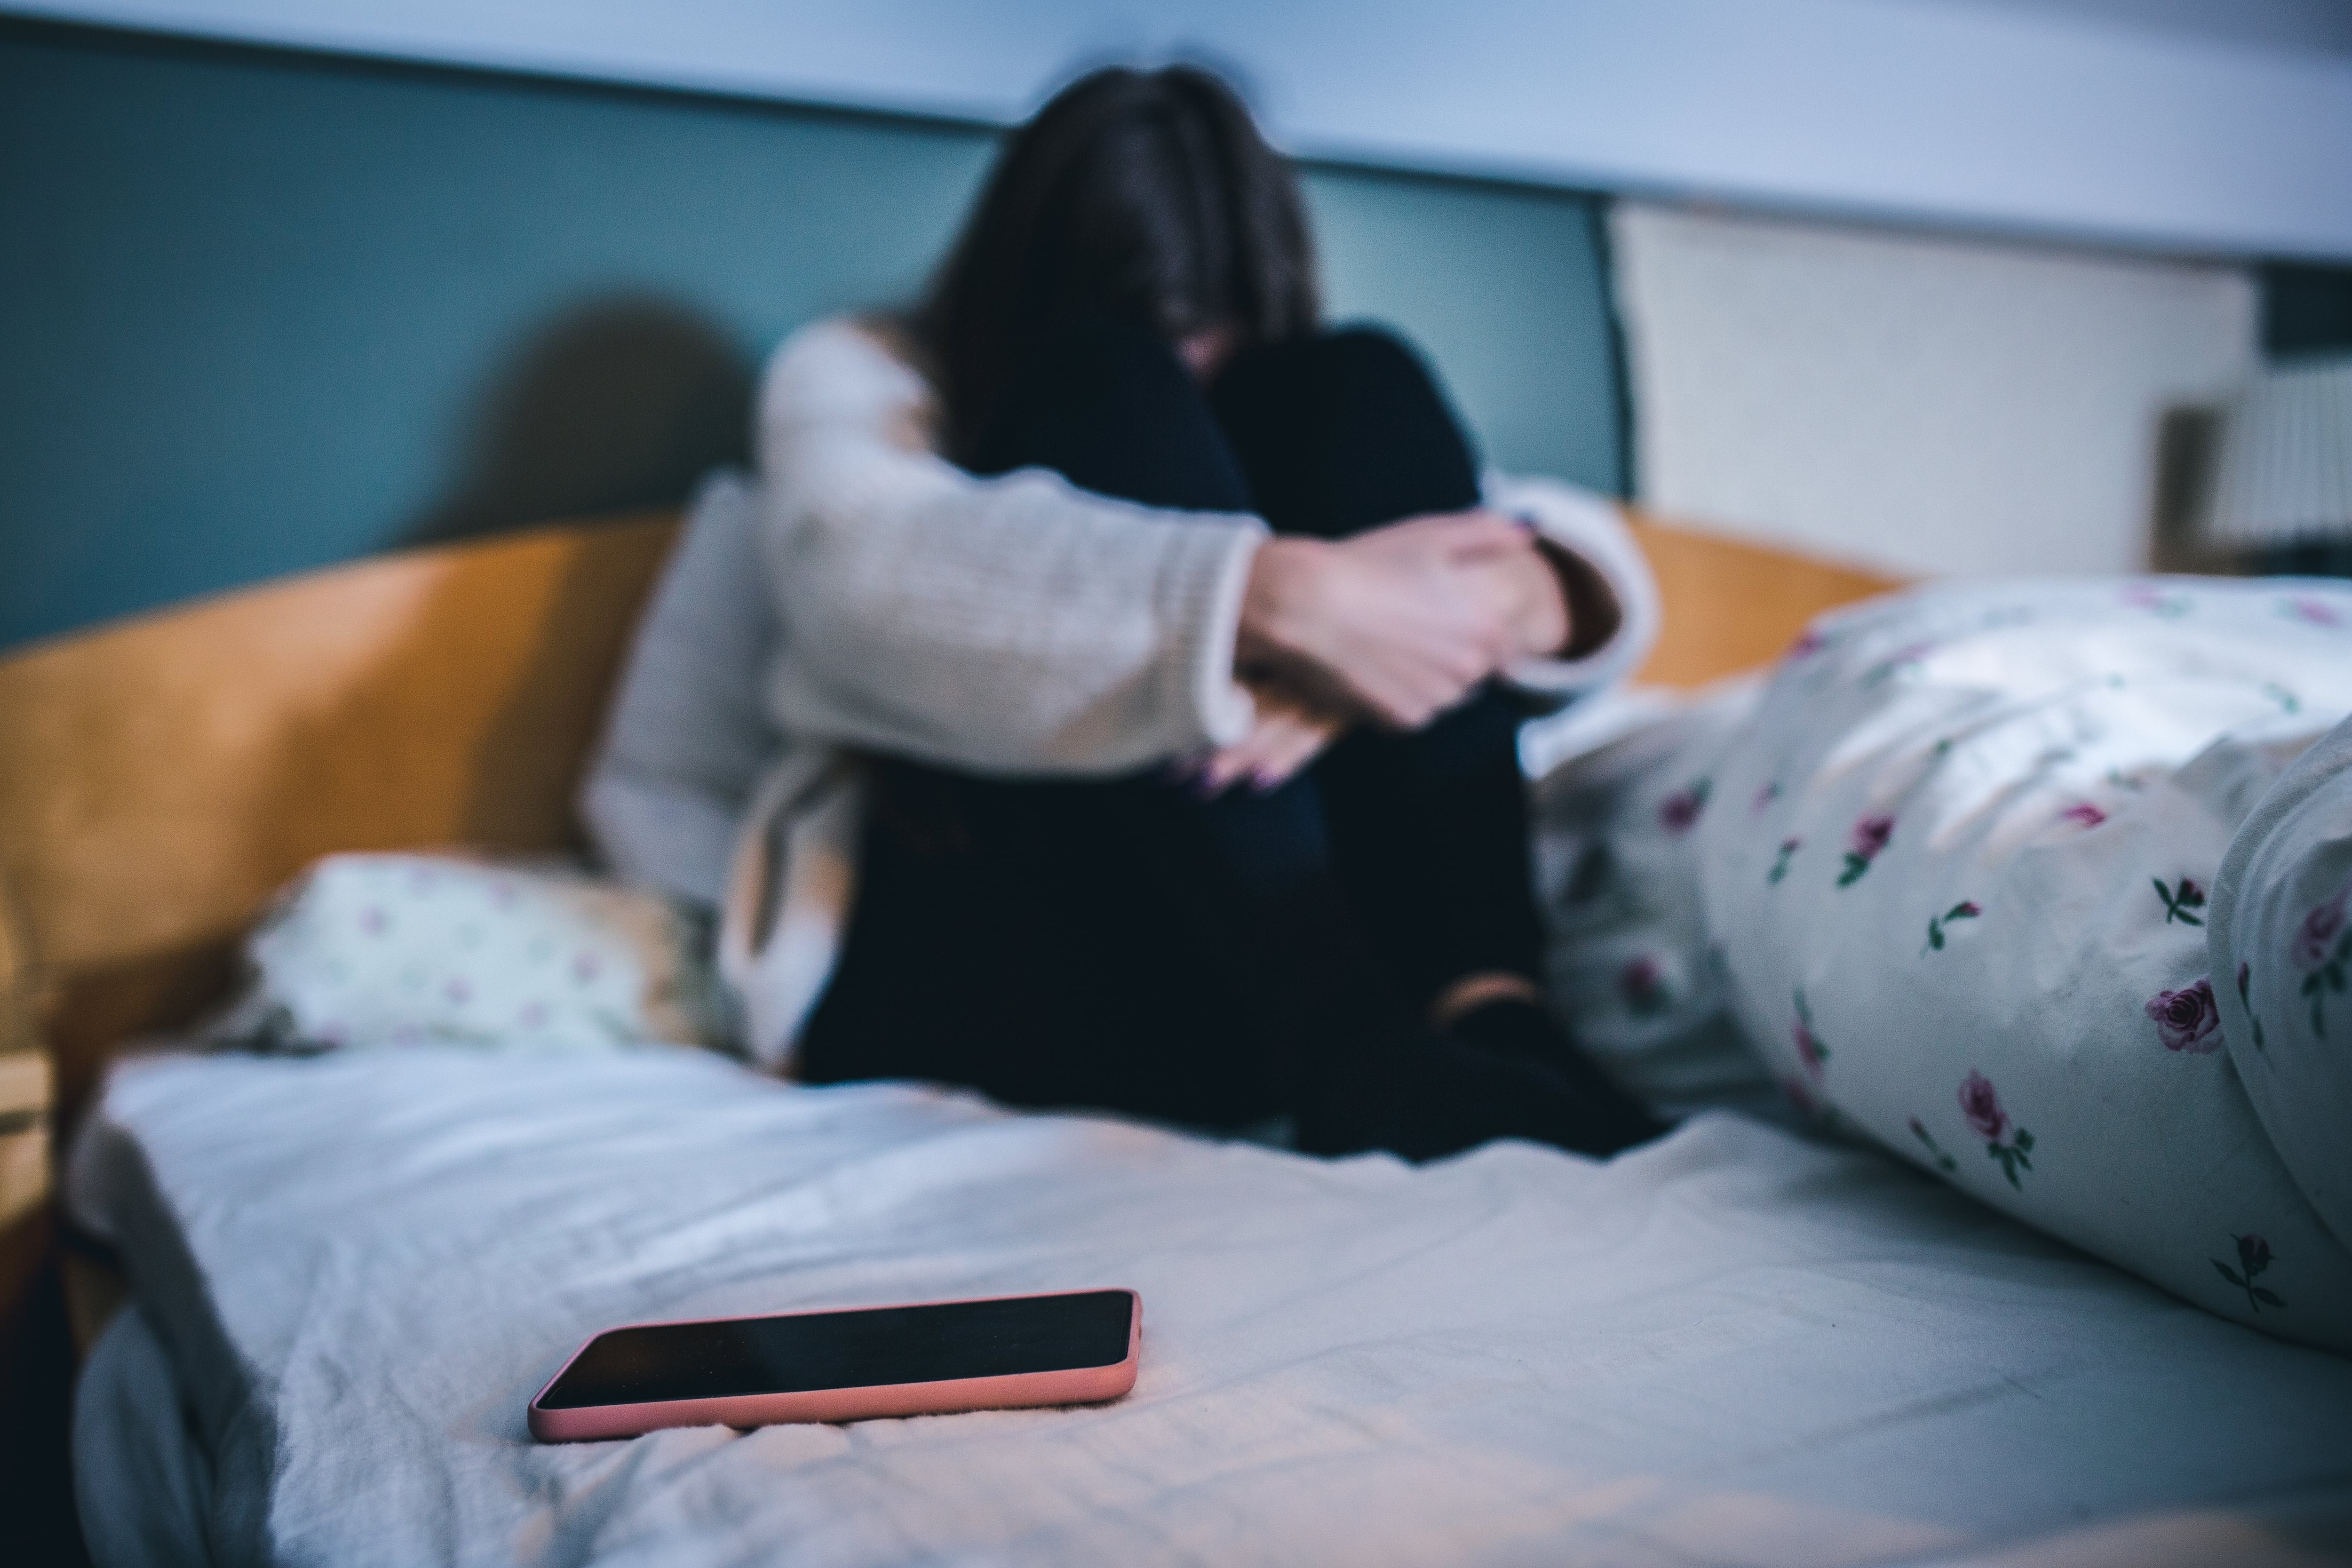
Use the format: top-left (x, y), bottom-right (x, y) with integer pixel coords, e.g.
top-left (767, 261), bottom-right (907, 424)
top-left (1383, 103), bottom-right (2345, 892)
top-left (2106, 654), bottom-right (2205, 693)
top-left (538, 1290), bottom-right (1134, 1409)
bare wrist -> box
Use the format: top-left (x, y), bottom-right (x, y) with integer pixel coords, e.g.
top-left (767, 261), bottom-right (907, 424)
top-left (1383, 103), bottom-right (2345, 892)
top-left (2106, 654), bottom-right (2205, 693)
top-left (1236, 537), bottom-right (1335, 669)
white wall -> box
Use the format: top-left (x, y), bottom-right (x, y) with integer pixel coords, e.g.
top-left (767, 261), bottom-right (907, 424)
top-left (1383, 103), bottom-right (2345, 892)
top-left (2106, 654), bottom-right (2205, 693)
top-left (13, 0), bottom-right (2352, 261)
top-left (1613, 202), bottom-right (2257, 578)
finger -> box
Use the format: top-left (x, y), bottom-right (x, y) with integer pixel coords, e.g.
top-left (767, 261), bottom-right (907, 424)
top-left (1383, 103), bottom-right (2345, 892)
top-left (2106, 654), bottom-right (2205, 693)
top-left (1396, 510), bottom-right (1529, 562)
top-left (1197, 743), bottom-right (1254, 795)
top-left (1247, 746), bottom-right (1312, 789)
top-left (1366, 687), bottom-right (1440, 730)
top-left (1355, 654), bottom-right (1470, 729)
top-left (1206, 724), bottom-right (1303, 793)
top-left (1396, 653), bottom-right (1490, 724)
top-left (1345, 510), bottom-right (1517, 566)
top-left (1410, 631), bottom-right (1504, 692)
top-left (1440, 514), bottom-right (1536, 562)
top-left (1251, 718), bottom-right (1338, 788)
top-left (1205, 709), bottom-right (1310, 791)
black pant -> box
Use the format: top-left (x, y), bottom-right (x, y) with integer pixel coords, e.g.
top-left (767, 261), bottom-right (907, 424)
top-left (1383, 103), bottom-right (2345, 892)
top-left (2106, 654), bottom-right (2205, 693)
top-left (798, 315), bottom-right (1549, 1144)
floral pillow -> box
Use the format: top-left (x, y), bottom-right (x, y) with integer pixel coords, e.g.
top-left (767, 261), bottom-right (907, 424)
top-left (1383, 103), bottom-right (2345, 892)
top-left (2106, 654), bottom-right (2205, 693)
top-left (2213, 710), bottom-right (2352, 1255)
top-left (203, 853), bottom-right (735, 1056)
top-left (1529, 680), bottom-right (1779, 1119)
top-left (1695, 578), bottom-right (2352, 1352)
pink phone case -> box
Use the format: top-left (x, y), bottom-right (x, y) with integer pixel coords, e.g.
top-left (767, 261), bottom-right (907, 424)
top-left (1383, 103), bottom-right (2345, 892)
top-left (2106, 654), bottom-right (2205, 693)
top-left (528, 1288), bottom-right (1142, 1442)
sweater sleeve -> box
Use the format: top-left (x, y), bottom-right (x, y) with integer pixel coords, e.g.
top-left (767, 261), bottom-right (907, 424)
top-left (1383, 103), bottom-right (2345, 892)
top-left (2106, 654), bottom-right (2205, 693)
top-left (756, 319), bottom-right (1266, 774)
top-left (1485, 473), bottom-right (1661, 702)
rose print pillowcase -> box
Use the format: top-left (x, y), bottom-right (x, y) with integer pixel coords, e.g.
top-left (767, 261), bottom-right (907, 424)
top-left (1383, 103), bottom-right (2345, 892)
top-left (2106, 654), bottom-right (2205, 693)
top-left (2213, 710), bottom-right (2352, 1255)
top-left (1695, 577), bottom-right (2352, 1352)
top-left (201, 853), bottom-right (735, 1057)
top-left (1529, 678), bottom-right (1781, 1120)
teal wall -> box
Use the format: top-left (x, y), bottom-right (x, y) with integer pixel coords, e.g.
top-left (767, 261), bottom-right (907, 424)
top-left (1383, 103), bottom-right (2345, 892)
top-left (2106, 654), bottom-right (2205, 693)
top-left (0, 21), bottom-right (1625, 651)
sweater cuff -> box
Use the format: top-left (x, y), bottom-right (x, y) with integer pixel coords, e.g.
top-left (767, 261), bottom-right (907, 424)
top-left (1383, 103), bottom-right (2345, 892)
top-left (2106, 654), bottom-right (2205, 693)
top-left (1486, 474), bottom-right (1661, 702)
top-left (1157, 518), bottom-right (1268, 752)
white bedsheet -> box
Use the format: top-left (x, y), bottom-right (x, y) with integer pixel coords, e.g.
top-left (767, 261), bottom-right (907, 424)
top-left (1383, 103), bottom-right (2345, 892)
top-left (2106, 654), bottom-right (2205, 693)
top-left (69, 1048), bottom-right (2352, 1567)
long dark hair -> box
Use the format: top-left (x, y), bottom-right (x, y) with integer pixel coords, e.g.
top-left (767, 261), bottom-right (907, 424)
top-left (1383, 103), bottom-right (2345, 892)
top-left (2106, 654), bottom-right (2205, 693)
top-left (913, 65), bottom-right (1321, 461)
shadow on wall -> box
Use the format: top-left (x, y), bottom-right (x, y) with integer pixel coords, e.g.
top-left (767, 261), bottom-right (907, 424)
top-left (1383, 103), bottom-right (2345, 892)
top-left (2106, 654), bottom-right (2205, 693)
top-left (405, 294), bottom-right (753, 547)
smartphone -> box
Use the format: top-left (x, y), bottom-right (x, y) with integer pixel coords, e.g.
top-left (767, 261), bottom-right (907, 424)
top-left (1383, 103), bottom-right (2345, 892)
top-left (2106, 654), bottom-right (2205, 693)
top-left (528, 1288), bottom-right (1142, 1441)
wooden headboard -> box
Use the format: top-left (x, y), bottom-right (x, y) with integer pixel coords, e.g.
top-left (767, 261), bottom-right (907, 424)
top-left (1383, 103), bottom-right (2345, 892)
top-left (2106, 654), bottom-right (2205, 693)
top-left (0, 513), bottom-right (679, 1125)
top-left (0, 509), bottom-right (1892, 1125)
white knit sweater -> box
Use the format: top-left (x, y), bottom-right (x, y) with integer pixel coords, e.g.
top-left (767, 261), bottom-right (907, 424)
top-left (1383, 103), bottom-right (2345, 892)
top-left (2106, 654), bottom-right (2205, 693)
top-left (620, 318), bottom-right (1660, 1065)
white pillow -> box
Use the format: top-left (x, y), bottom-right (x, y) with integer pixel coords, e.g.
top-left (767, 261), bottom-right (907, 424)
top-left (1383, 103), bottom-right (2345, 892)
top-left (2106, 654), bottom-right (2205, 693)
top-left (2213, 708), bottom-right (2352, 1254)
top-left (204, 854), bottom-right (732, 1055)
top-left (580, 470), bottom-right (779, 907)
top-left (1696, 577), bottom-right (2352, 1351)
top-left (1530, 681), bottom-right (1779, 1119)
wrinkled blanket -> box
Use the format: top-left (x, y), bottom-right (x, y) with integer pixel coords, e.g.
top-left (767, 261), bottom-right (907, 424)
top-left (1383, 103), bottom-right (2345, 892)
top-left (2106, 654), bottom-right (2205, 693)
top-left (70, 1047), bottom-right (2352, 1566)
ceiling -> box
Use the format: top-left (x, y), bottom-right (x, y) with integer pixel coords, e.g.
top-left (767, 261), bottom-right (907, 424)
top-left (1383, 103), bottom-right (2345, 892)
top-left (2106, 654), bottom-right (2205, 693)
top-left (1932, 0), bottom-right (2352, 57)
top-left (9, 0), bottom-right (2352, 260)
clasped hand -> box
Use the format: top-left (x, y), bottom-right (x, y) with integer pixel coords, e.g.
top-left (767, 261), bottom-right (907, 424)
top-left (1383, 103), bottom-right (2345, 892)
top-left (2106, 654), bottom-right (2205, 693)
top-left (1200, 510), bottom-right (1570, 793)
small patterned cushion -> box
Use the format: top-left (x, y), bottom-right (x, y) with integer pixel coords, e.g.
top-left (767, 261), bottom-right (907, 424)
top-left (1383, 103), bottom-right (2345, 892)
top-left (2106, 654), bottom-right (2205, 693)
top-left (1531, 680), bottom-right (1779, 1120)
top-left (2214, 710), bottom-right (2352, 1253)
top-left (1697, 578), bottom-right (2352, 1351)
top-left (205, 854), bottom-right (733, 1056)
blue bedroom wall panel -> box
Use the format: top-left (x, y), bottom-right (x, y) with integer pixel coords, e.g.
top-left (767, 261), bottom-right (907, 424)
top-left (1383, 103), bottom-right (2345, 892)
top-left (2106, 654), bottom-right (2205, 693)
top-left (0, 22), bottom-right (1624, 650)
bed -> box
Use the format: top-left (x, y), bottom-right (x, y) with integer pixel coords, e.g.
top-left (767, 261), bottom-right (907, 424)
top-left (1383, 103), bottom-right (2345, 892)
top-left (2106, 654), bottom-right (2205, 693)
top-left (12, 510), bottom-right (2352, 1566)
